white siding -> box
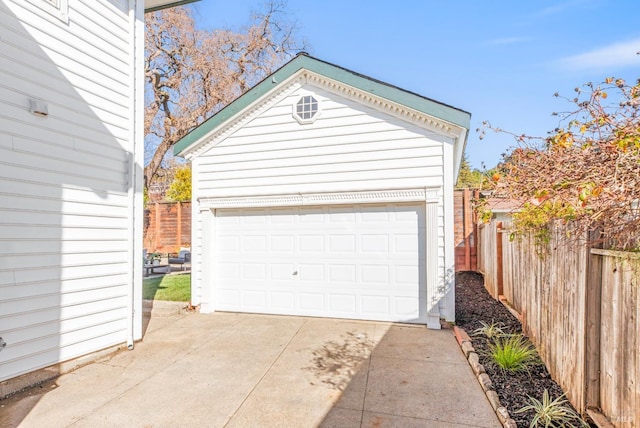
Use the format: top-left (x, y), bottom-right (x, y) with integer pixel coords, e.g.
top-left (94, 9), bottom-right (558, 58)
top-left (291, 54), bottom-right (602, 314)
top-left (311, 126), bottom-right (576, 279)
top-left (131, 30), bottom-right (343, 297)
top-left (196, 85), bottom-right (446, 197)
top-left (0, 0), bottom-right (135, 381)
top-left (192, 84), bottom-right (450, 316)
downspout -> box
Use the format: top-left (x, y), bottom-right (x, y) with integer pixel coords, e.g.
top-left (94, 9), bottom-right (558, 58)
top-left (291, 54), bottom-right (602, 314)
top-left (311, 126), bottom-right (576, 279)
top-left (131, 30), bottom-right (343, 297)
top-left (126, 0), bottom-right (144, 350)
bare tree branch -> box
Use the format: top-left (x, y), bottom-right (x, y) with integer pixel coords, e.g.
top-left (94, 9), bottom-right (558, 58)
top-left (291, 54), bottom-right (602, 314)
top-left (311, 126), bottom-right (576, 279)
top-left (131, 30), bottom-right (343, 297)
top-left (144, 2), bottom-right (305, 190)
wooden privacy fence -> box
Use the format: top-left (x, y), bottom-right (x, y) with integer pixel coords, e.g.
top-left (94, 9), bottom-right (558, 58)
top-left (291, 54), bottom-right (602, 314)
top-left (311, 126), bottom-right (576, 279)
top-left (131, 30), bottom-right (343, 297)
top-left (478, 219), bottom-right (640, 426)
top-left (454, 189), bottom-right (478, 272)
top-left (477, 221), bottom-right (502, 298)
top-left (143, 201), bottom-right (191, 253)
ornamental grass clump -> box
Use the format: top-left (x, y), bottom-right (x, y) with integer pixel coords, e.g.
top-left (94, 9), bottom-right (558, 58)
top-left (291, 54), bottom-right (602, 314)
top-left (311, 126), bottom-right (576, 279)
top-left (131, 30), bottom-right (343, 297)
top-left (473, 320), bottom-right (508, 340)
top-left (516, 389), bottom-right (589, 428)
top-left (488, 334), bottom-right (540, 374)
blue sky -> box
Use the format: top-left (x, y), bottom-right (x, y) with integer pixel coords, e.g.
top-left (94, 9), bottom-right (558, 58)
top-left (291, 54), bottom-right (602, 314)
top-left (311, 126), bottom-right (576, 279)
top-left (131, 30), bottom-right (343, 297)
top-left (188, 0), bottom-right (640, 169)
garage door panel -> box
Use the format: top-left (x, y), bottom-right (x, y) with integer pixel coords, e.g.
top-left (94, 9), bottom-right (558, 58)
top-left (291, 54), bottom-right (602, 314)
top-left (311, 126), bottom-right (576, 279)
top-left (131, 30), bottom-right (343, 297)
top-left (361, 295), bottom-right (390, 315)
top-left (299, 207), bottom-right (324, 222)
top-left (298, 263), bottom-right (325, 281)
top-left (395, 297), bottom-right (420, 316)
top-left (299, 293), bottom-right (324, 311)
top-left (271, 235), bottom-right (295, 252)
top-left (361, 265), bottom-right (389, 285)
top-left (213, 203), bottom-right (427, 323)
top-left (361, 234), bottom-right (389, 252)
top-left (328, 294), bottom-right (357, 313)
top-left (270, 263), bottom-right (296, 280)
top-left (395, 265), bottom-right (420, 284)
top-left (219, 236), bottom-right (240, 252)
top-left (270, 292), bottom-right (294, 309)
top-left (328, 264), bottom-right (356, 282)
top-left (242, 263), bottom-right (267, 280)
top-left (218, 262), bottom-right (240, 279)
top-left (327, 208), bottom-right (356, 223)
top-left (243, 235), bottom-right (267, 251)
top-left (360, 206), bottom-right (390, 222)
top-left (242, 290), bottom-right (267, 309)
top-left (218, 289), bottom-right (240, 307)
top-left (328, 235), bottom-right (356, 252)
top-left (299, 235), bottom-right (324, 252)
top-left (394, 234), bottom-right (419, 253)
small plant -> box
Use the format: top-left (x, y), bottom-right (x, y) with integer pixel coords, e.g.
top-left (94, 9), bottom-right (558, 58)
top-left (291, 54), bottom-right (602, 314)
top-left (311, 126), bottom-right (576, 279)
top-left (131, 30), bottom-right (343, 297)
top-left (516, 389), bottom-right (589, 427)
top-left (473, 320), bottom-right (507, 339)
top-left (488, 334), bottom-right (540, 374)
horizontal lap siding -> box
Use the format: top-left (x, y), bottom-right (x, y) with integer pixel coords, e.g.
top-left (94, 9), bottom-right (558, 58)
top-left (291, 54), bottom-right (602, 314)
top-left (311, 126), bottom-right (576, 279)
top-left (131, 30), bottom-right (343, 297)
top-left (197, 86), bottom-right (445, 197)
top-left (193, 85), bottom-right (448, 305)
top-left (0, 0), bottom-right (132, 381)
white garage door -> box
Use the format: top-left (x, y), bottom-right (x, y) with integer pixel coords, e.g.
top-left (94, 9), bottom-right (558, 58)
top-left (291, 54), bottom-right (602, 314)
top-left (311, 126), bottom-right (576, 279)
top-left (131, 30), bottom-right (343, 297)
top-left (213, 203), bottom-right (426, 323)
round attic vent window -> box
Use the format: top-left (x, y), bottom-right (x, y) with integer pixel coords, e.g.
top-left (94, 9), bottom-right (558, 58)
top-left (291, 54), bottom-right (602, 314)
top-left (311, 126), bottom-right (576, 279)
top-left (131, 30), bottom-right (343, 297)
top-left (294, 95), bottom-right (319, 123)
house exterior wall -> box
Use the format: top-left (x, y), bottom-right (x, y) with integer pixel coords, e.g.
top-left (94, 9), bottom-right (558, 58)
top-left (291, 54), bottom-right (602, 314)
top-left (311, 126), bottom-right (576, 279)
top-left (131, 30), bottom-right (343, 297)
top-left (0, 0), bottom-right (145, 382)
top-left (190, 83), bottom-right (452, 319)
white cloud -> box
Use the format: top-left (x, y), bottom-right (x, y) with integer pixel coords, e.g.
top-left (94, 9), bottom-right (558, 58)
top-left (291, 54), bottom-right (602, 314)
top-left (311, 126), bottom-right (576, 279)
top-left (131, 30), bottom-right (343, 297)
top-left (557, 38), bottom-right (640, 72)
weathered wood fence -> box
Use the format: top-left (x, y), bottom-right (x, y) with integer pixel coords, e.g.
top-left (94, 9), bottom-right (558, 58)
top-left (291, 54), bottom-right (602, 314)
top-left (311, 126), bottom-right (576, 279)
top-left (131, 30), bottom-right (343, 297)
top-left (478, 220), bottom-right (639, 426)
top-left (454, 189), bottom-right (478, 272)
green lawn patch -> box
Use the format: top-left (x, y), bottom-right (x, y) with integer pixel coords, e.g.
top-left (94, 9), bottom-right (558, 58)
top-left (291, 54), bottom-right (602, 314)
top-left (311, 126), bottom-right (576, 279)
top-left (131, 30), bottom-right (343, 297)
top-left (143, 273), bottom-right (190, 302)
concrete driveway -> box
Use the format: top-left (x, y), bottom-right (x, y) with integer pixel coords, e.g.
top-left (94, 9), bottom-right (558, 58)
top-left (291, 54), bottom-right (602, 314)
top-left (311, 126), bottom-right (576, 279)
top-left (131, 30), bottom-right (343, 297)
top-left (2, 308), bottom-right (500, 427)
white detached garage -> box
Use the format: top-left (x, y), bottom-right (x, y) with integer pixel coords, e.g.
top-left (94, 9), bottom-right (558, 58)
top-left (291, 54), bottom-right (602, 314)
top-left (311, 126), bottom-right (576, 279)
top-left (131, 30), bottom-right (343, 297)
top-left (174, 53), bottom-right (470, 328)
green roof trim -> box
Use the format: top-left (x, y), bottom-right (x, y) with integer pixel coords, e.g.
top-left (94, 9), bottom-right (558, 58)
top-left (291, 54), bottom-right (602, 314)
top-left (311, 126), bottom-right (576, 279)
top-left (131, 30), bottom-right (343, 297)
top-left (145, 0), bottom-right (199, 13)
top-left (174, 53), bottom-right (471, 156)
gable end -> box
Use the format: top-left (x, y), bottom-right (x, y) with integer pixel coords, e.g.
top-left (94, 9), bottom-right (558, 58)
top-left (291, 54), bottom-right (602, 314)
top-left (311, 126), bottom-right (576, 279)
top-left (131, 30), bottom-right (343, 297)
top-left (179, 69), bottom-right (465, 160)
top-left (174, 54), bottom-right (470, 158)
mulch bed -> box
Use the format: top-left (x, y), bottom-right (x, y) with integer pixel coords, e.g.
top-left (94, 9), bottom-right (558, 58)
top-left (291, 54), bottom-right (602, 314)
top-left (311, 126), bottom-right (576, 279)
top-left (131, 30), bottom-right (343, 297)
top-left (455, 271), bottom-right (588, 427)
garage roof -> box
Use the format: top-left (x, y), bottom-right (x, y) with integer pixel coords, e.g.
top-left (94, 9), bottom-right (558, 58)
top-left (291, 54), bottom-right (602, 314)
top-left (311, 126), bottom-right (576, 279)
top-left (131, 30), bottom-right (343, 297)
top-left (145, 0), bottom-right (199, 13)
top-left (174, 53), bottom-right (471, 166)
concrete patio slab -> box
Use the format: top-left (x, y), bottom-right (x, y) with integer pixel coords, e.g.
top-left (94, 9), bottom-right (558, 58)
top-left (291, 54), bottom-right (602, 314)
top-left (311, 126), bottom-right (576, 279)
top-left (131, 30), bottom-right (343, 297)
top-left (1, 311), bottom-right (501, 428)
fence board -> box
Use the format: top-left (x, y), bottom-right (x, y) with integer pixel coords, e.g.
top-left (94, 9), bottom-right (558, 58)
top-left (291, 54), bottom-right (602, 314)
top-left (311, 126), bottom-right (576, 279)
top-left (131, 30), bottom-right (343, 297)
top-left (478, 221), bottom-right (499, 298)
top-left (585, 251), bottom-right (602, 409)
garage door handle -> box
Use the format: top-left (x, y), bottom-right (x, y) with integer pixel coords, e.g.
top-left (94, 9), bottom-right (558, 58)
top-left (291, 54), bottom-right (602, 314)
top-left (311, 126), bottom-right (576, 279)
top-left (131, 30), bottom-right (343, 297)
top-left (292, 271), bottom-right (298, 276)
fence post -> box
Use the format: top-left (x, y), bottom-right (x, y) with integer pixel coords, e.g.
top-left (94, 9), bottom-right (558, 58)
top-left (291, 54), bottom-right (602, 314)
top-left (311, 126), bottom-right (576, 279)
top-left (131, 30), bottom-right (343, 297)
top-left (496, 221), bottom-right (503, 297)
top-left (585, 248), bottom-right (602, 412)
top-left (463, 188), bottom-right (471, 271)
top-left (154, 202), bottom-right (160, 251)
top-left (176, 201), bottom-right (182, 250)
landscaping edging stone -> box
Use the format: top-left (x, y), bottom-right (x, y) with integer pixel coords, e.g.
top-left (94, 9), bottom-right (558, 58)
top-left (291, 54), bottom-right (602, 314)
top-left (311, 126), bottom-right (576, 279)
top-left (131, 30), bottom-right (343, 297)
top-left (453, 326), bottom-right (517, 428)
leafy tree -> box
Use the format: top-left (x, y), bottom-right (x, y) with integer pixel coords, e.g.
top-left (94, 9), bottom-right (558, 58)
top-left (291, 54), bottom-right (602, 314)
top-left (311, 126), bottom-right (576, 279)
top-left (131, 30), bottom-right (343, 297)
top-left (456, 153), bottom-right (490, 189)
top-left (144, 2), bottom-right (304, 190)
top-left (165, 165), bottom-right (192, 202)
top-left (483, 77), bottom-right (640, 250)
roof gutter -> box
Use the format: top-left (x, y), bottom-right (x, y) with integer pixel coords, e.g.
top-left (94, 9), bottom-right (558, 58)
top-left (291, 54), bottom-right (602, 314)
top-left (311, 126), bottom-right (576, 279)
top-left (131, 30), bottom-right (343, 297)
top-left (144, 0), bottom-right (199, 13)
